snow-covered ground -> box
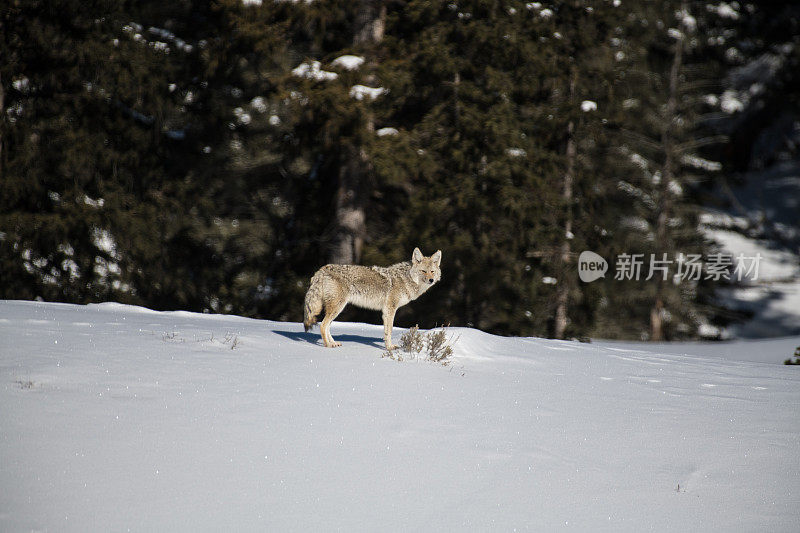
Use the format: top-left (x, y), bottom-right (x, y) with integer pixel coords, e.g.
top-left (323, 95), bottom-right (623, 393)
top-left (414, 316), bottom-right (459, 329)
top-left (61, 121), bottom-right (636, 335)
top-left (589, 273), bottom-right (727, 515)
top-left (702, 160), bottom-right (800, 339)
top-left (703, 222), bottom-right (800, 339)
top-left (1, 300), bottom-right (799, 531)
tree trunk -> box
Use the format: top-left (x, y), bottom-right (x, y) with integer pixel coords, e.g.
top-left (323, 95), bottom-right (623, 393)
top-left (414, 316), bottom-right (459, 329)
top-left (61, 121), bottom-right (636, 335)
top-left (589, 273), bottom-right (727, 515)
top-left (330, 145), bottom-right (369, 265)
top-left (554, 75), bottom-right (577, 340)
top-left (0, 72), bottom-right (4, 179)
top-left (353, 0), bottom-right (386, 45)
top-left (650, 6), bottom-right (684, 341)
top-left (650, 295), bottom-right (664, 341)
top-left (329, 0), bottom-right (385, 264)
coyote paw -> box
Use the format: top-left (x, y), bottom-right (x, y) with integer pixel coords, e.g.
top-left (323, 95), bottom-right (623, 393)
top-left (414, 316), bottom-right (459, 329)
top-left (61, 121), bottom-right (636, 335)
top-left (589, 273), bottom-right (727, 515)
top-left (326, 341), bottom-right (342, 348)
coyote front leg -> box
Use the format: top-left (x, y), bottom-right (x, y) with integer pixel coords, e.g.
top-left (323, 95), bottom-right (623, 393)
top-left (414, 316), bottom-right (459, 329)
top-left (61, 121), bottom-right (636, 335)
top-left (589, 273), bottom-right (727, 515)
top-left (382, 306), bottom-right (399, 351)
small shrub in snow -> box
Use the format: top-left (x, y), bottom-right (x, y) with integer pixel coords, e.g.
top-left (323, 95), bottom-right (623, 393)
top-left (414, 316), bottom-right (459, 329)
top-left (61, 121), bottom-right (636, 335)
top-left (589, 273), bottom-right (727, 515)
top-left (159, 330), bottom-right (240, 349)
top-left (399, 325), bottom-right (425, 354)
top-left (424, 328), bottom-right (453, 363)
top-left (162, 330), bottom-right (182, 342)
top-left (784, 346), bottom-right (800, 365)
top-left (381, 350), bottom-right (404, 362)
top-left (382, 325), bottom-right (458, 365)
top-left (223, 331), bottom-right (240, 350)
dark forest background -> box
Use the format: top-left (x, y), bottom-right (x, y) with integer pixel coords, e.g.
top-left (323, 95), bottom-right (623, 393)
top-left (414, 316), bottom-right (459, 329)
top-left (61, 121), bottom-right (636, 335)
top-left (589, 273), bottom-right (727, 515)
top-left (1, 0), bottom-right (798, 340)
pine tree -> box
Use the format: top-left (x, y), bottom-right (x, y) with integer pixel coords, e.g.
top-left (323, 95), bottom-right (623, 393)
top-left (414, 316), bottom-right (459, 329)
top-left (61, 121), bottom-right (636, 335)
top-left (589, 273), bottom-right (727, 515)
top-left (534, 1), bottom-right (630, 339)
top-left (1, 0), bottom-right (240, 311)
top-left (594, 0), bottom-right (726, 340)
top-left (329, 0), bottom-right (387, 265)
top-left (357, 1), bottom-right (565, 335)
top-left (1, 0), bottom-right (134, 303)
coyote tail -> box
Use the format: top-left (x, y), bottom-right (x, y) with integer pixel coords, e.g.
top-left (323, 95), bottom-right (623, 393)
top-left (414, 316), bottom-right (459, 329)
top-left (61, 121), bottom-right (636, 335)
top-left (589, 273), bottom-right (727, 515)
top-left (303, 271), bottom-right (324, 331)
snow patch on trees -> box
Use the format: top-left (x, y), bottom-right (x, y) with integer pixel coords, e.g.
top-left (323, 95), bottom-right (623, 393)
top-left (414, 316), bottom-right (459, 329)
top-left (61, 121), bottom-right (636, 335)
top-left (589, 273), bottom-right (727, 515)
top-left (250, 96), bottom-right (268, 113)
top-left (292, 61), bottom-right (338, 81)
top-left (720, 90), bottom-right (744, 113)
top-left (83, 196), bottom-right (105, 209)
top-left (12, 77), bottom-right (30, 92)
top-left (91, 228), bottom-right (119, 258)
top-left (349, 85), bottom-right (386, 101)
top-left (707, 2), bottom-right (740, 20)
top-left (233, 107), bottom-right (252, 125)
top-left (330, 55), bottom-right (365, 70)
top-left (682, 154), bottom-right (722, 171)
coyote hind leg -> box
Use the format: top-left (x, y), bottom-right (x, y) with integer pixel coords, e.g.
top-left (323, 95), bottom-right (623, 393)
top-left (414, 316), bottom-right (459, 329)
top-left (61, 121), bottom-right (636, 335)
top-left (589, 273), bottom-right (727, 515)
top-left (320, 298), bottom-right (346, 348)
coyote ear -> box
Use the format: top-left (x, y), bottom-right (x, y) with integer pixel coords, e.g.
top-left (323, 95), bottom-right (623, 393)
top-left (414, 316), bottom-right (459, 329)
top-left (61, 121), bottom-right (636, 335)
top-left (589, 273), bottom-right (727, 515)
top-left (412, 247), bottom-right (423, 263)
top-left (431, 250), bottom-right (442, 266)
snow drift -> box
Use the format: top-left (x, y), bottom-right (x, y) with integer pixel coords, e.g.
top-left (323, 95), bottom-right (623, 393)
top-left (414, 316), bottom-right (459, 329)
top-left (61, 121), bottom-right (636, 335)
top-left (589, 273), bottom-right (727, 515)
top-left (1, 300), bottom-right (798, 531)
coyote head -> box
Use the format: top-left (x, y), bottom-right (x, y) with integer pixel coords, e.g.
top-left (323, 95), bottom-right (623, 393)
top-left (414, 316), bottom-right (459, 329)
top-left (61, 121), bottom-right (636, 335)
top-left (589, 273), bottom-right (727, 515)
top-left (410, 247), bottom-right (442, 286)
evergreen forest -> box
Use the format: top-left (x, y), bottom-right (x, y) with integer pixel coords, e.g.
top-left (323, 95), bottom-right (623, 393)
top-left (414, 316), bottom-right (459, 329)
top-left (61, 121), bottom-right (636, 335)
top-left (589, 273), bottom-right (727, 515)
top-left (2, 0), bottom-right (798, 340)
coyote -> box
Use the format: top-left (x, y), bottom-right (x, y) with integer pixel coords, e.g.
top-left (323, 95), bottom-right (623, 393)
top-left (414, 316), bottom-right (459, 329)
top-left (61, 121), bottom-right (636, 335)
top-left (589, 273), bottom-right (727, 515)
top-left (303, 248), bottom-right (442, 349)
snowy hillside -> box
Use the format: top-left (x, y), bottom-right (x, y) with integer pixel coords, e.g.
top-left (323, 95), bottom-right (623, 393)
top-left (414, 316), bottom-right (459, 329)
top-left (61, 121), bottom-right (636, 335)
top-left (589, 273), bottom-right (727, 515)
top-left (701, 159), bottom-right (800, 339)
top-left (1, 300), bottom-right (799, 532)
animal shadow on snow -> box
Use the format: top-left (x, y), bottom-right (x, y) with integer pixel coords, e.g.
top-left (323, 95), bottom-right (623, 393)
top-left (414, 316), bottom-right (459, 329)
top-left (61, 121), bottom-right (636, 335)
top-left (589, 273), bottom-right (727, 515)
top-left (273, 329), bottom-right (384, 349)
